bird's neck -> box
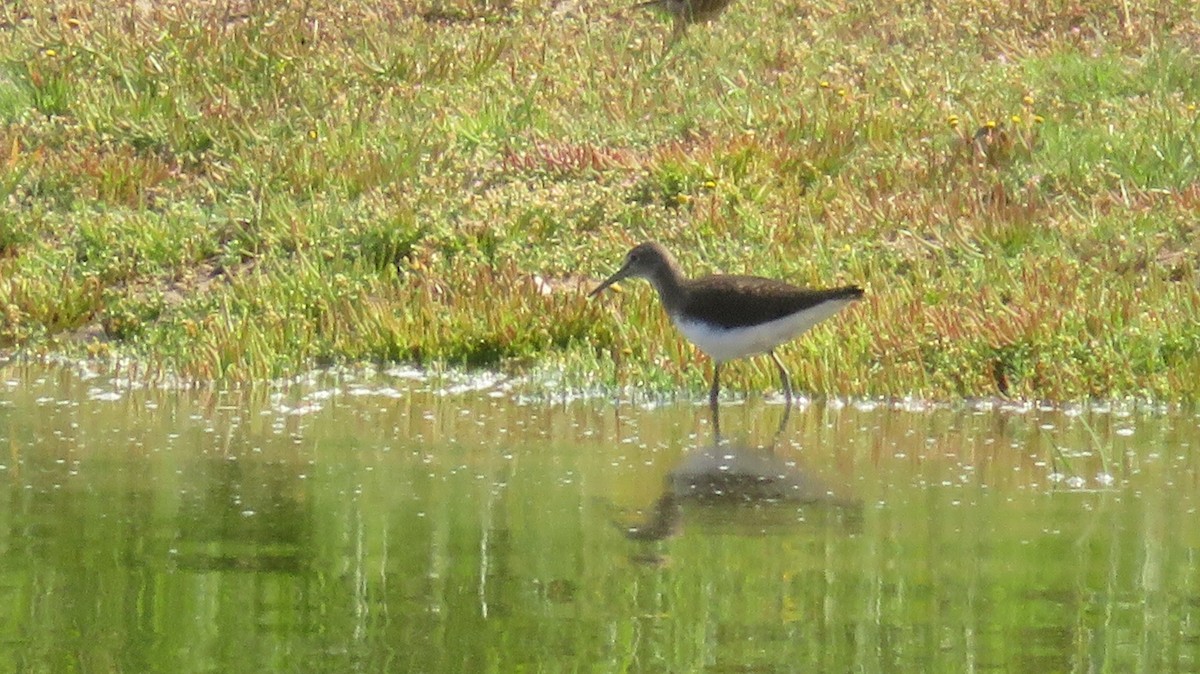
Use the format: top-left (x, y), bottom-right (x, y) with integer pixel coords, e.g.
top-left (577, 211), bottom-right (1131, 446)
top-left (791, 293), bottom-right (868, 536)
top-left (647, 262), bottom-right (688, 316)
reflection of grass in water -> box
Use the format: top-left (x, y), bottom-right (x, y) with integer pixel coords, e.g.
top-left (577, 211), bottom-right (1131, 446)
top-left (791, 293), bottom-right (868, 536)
top-left (0, 2), bottom-right (1198, 401)
top-left (7, 432), bottom-right (18, 469)
top-left (1079, 415), bottom-right (1113, 478)
top-left (1048, 414), bottom-right (1114, 483)
top-left (3, 361), bottom-right (1195, 673)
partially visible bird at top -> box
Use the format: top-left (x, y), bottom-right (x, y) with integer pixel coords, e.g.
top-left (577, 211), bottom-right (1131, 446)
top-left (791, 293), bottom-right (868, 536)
top-left (626, 0), bottom-right (737, 46)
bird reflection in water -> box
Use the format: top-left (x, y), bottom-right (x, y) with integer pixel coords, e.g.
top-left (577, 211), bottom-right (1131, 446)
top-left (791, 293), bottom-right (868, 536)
top-left (171, 456), bottom-right (312, 574)
top-left (619, 404), bottom-right (861, 555)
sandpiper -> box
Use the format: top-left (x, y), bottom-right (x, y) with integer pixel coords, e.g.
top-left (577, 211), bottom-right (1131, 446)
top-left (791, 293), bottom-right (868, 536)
top-left (589, 241), bottom-right (863, 408)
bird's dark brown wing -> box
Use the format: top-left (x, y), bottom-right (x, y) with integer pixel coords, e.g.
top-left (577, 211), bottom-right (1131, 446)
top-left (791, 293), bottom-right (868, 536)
top-left (681, 275), bottom-right (863, 329)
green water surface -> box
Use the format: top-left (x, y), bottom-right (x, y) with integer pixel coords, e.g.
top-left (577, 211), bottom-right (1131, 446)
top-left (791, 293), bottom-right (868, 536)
top-left (0, 363), bottom-right (1197, 673)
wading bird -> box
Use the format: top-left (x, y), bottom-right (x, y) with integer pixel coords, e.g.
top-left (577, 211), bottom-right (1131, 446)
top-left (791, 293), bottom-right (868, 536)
top-left (590, 242), bottom-right (863, 410)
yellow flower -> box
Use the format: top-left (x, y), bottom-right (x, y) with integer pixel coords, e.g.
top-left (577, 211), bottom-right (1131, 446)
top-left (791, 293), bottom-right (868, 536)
top-left (675, 193), bottom-right (690, 205)
top-left (819, 80), bottom-right (831, 89)
top-left (1010, 114), bottom-right (1022, 124)
top-left (44, 48), bottom-right (57, 57)
top-left (308, 129), bottom-right (318, 140)
top-left (1033, 115), bottom-right (1045, 124)
top-left (947, 114), bottom-right (960, 128)
top-left (837, 88), bottom-right (847, 98)
top-left (985, 119), bottom-right (998, 129)
top-left (1022, 95), bottom-right (1034, 106)
top-left (703, 180), bottom-right (717, 190)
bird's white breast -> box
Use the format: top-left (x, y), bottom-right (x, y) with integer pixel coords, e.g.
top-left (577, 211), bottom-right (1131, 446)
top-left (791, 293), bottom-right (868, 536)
top-left (672, 299), bottom-right (855, 362)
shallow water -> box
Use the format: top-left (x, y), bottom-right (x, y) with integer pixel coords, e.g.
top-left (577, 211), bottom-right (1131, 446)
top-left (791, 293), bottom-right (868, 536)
top-left (1, 362), bottom-right (1197, 673)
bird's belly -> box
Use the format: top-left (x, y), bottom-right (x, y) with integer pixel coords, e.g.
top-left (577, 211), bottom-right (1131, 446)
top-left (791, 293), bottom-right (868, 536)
top-left (673, 300), bottom-right (853, 362)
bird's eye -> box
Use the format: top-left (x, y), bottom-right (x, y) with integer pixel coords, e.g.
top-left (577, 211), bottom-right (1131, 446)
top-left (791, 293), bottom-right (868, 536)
top-left (628, 253), bottom-right (639, 263)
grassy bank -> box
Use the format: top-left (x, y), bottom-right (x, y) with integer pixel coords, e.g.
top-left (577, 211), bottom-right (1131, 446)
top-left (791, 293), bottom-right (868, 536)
top-left (1, 0), bottom-right (1198, 400)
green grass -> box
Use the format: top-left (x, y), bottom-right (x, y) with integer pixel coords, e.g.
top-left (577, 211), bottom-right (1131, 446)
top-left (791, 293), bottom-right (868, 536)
top-left (1, 0), bottom-right (1199, 401)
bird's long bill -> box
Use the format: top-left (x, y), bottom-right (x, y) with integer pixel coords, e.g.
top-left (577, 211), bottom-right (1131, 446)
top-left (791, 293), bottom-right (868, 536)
top-left (588, 263), bottom-right (632, 298)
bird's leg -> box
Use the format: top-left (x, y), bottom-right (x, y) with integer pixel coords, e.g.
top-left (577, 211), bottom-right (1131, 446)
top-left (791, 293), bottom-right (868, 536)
top-left (709, 394), bottom-right (722, 443)
top-left (769, 350), bottom-right (793, 410)
top-left (773, 396), bottom-right (792, 443)
top-left (672, 14), bottom-right (689, 40)
top-left (662, 16), bottom-right (686, 52)
top-left (708, 361), bottom-right (722, 414)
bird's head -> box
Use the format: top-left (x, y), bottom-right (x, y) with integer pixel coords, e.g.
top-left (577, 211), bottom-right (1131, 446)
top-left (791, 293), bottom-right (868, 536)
top-left (589, 242), bottom-right (674, 297)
